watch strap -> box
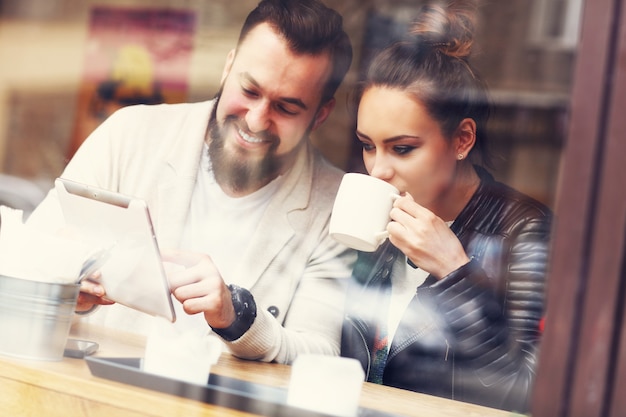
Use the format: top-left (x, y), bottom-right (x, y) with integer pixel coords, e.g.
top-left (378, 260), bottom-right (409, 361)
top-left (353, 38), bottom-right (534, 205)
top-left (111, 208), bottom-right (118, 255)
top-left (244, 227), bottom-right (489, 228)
top-left (212, 284), bottom-right (257, 341)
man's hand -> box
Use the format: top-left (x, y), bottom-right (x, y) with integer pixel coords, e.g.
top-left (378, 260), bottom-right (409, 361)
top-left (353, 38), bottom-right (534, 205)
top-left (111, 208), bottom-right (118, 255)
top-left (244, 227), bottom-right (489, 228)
top-left (161, 249), bottom-right (236, 329)
top-left (75, 271), bottom-right (115, 313)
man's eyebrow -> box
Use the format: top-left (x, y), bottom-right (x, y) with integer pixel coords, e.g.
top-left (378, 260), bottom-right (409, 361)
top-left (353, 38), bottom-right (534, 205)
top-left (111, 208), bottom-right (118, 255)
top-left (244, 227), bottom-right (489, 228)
top-left (241, 72), bottom-right (308, 111)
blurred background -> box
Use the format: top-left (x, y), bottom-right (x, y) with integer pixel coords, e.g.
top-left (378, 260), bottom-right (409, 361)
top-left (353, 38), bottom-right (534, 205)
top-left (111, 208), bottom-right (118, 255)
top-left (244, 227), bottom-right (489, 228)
top-left (0, 0), bottom-right (579, 212)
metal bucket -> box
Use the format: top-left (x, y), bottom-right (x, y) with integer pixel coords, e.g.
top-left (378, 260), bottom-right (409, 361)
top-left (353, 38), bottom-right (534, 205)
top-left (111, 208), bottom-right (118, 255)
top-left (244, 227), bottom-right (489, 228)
top-left (0, 275), bottom-right (80, 361)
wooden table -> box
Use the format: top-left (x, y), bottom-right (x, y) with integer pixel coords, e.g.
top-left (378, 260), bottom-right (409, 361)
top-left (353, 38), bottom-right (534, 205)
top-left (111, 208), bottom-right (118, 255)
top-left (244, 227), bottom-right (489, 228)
top-left (0, 322), bottom-right (518, 417)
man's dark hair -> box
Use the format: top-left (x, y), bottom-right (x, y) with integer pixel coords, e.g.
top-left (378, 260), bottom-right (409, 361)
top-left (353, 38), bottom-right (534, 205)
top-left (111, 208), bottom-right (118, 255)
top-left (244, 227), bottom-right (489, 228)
top-left (238, 0), bottom-right (353, 103)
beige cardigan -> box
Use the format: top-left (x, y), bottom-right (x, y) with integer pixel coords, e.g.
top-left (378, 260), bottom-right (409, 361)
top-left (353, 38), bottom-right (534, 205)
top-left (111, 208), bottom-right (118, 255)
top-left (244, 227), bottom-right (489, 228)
top-left (28, 100), bottom-right (356, 364)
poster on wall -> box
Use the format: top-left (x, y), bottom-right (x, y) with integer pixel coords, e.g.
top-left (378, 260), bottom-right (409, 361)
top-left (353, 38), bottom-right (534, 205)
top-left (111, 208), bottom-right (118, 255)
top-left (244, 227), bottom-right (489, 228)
top-left (69, 6), bottom-right (197, 158)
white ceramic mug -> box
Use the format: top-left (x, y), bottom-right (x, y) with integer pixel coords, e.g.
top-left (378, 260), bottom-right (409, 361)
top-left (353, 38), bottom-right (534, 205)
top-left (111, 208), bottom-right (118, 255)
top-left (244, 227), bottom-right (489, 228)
top-left (329, 173), bottom-right (400, 252)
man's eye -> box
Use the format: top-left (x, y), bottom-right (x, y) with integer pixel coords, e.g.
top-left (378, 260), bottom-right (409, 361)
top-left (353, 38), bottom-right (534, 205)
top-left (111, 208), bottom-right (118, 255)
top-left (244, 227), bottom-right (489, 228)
top-left (242, 88), bottom-right (258, 97)
top-left (276, 104), bottom-right (298, 116)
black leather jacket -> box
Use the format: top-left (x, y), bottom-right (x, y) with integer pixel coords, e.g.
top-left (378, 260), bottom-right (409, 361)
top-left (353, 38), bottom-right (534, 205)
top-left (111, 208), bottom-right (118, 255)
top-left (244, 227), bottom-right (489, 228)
top-left (341, 167), bottom-right (552, 413)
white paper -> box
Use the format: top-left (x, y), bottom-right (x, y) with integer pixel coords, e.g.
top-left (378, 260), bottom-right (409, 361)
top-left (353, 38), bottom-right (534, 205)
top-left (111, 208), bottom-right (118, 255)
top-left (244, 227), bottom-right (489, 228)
top-left (0, 205), bottom-right (94, 283)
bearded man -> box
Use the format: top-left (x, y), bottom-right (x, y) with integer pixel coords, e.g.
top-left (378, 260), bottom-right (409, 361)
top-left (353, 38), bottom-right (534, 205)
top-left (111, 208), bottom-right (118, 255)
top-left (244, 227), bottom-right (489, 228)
top-left (28, 0), bottom-right (355, 364)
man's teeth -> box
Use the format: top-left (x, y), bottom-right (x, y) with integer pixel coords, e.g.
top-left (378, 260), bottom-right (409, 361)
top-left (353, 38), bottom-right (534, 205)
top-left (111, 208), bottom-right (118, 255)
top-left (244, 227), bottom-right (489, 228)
top-left (239, 129), bottom-right (263, 143)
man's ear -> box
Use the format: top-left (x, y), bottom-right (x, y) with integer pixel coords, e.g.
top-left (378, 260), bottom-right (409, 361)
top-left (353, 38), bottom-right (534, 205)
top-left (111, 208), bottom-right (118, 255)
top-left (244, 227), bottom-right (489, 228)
top-left (454, 118), bottom-right (477, 156)
top-left (310, 98), bottom-right (336, 132)
top-left (221, 49), bottom-right (236, 84)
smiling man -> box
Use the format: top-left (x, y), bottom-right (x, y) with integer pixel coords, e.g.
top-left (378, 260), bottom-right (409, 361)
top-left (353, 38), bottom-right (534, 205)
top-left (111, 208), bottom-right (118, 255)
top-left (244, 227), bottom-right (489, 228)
top-left (28, 0), bottom-right (355, 364)
top-left (208, 21), bottom-right (334, 197)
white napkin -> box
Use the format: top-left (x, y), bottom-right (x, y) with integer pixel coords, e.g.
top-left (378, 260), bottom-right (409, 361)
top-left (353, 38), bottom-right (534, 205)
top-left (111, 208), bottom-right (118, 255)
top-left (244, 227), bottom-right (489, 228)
top-left (142, 316), bottom-right (222, 385)
top-left (0, 205), bottom-right (95, 284)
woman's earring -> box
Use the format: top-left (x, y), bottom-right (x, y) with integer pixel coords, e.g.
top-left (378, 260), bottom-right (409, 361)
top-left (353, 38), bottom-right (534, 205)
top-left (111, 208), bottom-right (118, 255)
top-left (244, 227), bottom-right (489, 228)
top-left (457, 154), bottom-right (464, 160)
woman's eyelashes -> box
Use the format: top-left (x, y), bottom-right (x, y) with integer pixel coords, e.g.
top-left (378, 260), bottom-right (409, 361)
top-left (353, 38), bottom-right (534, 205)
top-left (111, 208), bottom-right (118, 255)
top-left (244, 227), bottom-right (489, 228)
top-left (359, 140), bottom-right (416, 156)
top-left (392, 145), bottom-right (415, 155)
top-left (360, 141), bottom-right (375, 152)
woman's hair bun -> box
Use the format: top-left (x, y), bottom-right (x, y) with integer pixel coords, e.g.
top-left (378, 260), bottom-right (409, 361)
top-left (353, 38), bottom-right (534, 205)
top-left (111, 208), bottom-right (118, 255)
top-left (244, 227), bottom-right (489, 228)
top-left (408, 0), bottom-right (478, 59)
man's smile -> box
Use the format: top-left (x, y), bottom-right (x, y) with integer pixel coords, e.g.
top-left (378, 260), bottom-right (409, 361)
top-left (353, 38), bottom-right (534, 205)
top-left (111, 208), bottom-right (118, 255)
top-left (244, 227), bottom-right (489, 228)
top-left (238, 127), bottom-right (264, 144)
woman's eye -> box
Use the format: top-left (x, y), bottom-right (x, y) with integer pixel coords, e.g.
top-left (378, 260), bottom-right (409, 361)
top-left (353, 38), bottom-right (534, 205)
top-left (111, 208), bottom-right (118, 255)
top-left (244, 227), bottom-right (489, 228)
top-left (360, 142), bottom-right (375, 152)
top-left (393, 145), bottom-right (415, 155)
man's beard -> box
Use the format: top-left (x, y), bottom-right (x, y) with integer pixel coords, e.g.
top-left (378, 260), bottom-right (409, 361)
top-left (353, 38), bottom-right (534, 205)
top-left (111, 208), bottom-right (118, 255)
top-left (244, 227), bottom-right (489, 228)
top-left (207, 96), bottom-right (282, 195)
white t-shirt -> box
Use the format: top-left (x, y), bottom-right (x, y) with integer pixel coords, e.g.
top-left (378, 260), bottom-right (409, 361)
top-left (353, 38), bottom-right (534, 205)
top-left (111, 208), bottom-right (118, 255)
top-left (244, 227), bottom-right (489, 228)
top-left (175, 144), bottom-right (283, 331)
top-left (179, 144), bottom-right (283, 281)
top-left (387, 256), bottom-right (428, 343)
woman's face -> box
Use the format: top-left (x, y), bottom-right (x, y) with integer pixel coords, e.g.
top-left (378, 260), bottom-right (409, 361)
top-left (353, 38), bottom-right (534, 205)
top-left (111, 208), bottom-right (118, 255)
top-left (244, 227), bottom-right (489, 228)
top-left (356, 86), bottom-right (460, 214)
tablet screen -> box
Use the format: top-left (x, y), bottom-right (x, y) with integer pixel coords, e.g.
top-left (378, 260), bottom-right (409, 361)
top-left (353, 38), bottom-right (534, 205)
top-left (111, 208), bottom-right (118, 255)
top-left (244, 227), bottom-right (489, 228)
top-left (55, 178), bottom-right (176, 322)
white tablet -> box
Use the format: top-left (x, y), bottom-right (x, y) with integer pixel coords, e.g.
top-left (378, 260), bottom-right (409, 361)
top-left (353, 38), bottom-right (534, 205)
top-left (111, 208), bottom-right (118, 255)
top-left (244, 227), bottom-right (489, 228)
top-left (55, 178), bottom-right (176, 322)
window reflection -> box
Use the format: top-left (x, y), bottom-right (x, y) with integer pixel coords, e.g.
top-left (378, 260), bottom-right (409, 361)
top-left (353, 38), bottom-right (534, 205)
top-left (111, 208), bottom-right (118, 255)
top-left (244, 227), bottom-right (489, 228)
top-left (0, 0), bottom-right (575, 206)
top-left (528, 0), bottom-right (583, 50)
top-left (0, 0), bottom-right (578, 414)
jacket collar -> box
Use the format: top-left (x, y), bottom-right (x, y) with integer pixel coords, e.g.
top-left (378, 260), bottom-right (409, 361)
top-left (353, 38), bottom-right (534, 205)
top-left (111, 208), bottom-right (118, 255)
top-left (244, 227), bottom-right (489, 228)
top-left (155, 101), bottom-right (212, 247)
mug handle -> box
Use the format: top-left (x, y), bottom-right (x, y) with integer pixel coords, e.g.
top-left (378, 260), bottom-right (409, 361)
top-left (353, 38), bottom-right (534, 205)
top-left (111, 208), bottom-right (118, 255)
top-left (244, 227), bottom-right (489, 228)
top-left (372, 193), bottom-right (399, 244)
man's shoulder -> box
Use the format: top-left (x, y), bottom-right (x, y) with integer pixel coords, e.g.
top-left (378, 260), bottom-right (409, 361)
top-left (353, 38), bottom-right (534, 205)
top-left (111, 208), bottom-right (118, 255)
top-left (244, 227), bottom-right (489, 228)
top-left (305, 150), bottom-right (346, 210)
top-left (101, 100), bottom-right (213, 150)
top-left (111, 100), bottom-right (213, 122)
top-left (310, 149), bottom-right (345, 186)
top-left (90, 101), bottom-right (212, 169)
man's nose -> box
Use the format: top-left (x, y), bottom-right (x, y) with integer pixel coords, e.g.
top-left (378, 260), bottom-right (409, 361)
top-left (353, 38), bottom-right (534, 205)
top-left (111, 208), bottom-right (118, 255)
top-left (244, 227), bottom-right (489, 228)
top-left (245, 101), bottom-right (271, 133)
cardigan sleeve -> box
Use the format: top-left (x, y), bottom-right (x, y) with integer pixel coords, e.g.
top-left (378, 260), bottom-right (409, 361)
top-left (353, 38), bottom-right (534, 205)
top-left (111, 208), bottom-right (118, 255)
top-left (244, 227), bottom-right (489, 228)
top-left (219, 232), bottom-right (356, 364)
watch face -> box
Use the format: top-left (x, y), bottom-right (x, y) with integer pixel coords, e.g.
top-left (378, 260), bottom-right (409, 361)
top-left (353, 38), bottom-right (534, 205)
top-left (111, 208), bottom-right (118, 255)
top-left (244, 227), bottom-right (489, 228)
top-left (214, 285), bottom-right (257, 341)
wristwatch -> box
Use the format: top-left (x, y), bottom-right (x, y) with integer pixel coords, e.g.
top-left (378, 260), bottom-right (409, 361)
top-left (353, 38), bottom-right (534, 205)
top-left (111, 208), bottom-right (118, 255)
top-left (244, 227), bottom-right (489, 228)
top-left (212, 284), bottom-right (257, 341)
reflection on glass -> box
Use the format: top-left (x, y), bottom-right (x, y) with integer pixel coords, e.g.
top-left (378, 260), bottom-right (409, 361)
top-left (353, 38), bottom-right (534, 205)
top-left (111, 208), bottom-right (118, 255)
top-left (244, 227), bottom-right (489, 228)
top-left (0, 0), bottom-right (579, 415)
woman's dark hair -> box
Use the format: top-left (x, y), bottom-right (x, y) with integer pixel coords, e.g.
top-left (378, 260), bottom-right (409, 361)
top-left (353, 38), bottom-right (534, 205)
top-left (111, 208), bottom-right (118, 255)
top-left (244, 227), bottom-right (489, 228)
top-left (355, 0), bottom-right (493, 168)
top-left (238, 0), bottom-right (353, 104)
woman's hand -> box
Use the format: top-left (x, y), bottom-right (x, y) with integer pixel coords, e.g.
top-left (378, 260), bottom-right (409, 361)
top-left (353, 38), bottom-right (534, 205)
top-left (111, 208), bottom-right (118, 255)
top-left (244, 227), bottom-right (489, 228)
top-left (160, 249), bottom-right (236, 329)
top-left (387, 193), bottom-right (470, 279)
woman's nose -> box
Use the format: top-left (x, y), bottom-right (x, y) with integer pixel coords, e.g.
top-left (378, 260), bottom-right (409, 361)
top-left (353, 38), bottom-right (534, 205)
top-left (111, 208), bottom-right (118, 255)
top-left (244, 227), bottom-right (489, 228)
top-left (368, 155), bottom-right (394, 181)
top-left (245, 101), bottom-right (271, 133)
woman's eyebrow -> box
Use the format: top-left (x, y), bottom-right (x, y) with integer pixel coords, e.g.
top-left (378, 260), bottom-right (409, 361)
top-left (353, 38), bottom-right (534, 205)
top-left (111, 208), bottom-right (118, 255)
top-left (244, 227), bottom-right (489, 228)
top-left (356, 130), bottom-right (420, 143)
